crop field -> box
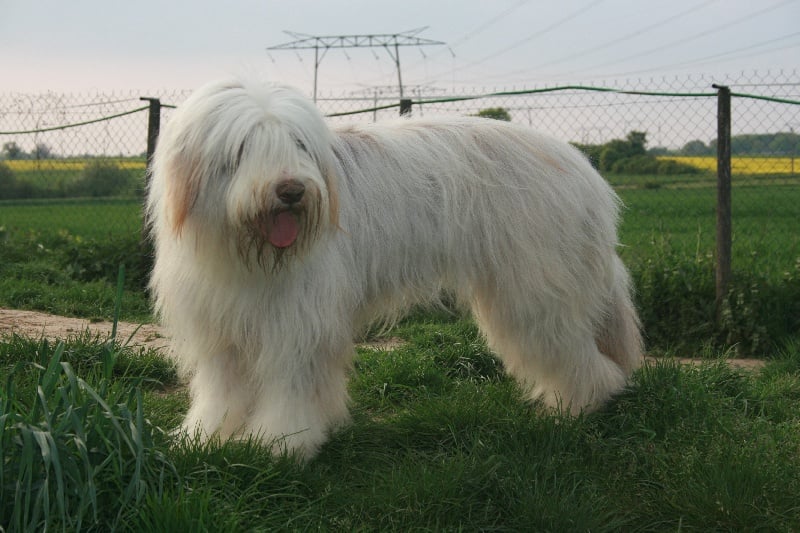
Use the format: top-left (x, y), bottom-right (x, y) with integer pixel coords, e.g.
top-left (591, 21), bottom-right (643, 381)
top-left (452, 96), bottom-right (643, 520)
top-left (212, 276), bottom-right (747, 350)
top-left (619, 184), bottom-right (799, 274)
top-left (658, 155), bottom-right (798, 175)
top-left (3, 158), bottom-right (147, 196)
top-left (7, 156), bottom-right (796, 177)
top-left (4, 158), bottom-right (147, 172)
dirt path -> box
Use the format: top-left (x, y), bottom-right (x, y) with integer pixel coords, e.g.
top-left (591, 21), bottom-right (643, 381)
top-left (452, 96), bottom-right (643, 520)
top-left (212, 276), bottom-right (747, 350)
top-left (0, 307), bottom-right (765, 370)
top-left (0, 308), bottom-right (170, 352)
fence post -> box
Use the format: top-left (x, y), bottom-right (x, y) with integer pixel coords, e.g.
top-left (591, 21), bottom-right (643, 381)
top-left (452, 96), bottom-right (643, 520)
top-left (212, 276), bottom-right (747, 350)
top-left (712, 84), bottom-right (732, 320)
top-left (140, 97), bottom-right (161, 165)
top-left (400, 98), bottom-right (412, 116)
top-left (139, 97), bottom-right (161, 239)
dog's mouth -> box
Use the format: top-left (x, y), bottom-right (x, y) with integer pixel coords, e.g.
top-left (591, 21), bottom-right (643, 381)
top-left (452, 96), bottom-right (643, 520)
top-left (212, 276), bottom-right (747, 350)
top-left (266, 211), bottom-right (300, 248)
top-left (236, 182), bottom-right (323, 271)
top-left (238, 206), bottom-right (307, 272)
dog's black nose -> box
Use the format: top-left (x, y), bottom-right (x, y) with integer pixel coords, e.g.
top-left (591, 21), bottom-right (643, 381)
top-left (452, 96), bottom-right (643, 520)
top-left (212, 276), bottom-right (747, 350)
top-left (276, 180), bottom-right (305, 205)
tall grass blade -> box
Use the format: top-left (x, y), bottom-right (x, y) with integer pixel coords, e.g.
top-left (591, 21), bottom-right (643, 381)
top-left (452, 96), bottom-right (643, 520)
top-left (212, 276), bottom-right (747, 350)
top-left (111, 263), bottom-right (125, 342)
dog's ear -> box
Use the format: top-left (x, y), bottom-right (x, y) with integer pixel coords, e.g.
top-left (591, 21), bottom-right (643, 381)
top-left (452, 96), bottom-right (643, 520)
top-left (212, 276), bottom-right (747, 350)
top-left (164, 150), bottom-right (202, 235)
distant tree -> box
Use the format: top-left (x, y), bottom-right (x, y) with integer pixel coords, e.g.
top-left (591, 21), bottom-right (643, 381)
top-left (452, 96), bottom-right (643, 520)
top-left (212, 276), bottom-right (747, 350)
top-left (599, 131), bottom-right (647, 171)
top-left (647, 146), bottom-right (670, 156)
top-left (625, 131), bottom-right (647, 154)
top-left (474, 107), bottom-right (511, 121)
top-left (70, 161), bottom-right (133, 197)
top-left (768, 131), bottom-right (800, 154)
top-left (576, 131), bottom-right (698, 175)
top-left (2, 141), bottom-right (23, 160)
top-left (681, 140), bottom-right (710, 156)
top-left (32, 142), bottom-right (53, 159)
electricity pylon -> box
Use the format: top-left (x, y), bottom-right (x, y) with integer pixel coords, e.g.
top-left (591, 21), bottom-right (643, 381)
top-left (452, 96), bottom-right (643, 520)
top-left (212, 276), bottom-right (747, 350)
top-left (268, 28), bottom-right (445, 101)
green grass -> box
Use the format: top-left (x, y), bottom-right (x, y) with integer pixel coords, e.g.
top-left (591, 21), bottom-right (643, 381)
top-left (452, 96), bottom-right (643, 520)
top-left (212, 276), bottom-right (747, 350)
top-left (617, 183), bottom-right (800, 277)
top-left (0, 179), bottom-right (798, 354)
top-left (0, 224), bottom-right (152, 322)
top-left (0, 198), bottom-right (143, 240)
top-left (1, 173), bottom-right (798, 529)
top-left (2, 322), bottom-right (799, 531)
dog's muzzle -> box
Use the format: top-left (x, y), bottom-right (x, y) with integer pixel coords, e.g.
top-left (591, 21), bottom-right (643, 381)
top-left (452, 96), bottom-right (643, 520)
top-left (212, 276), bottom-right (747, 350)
top-left (266, 179), bottom-right (305, 249)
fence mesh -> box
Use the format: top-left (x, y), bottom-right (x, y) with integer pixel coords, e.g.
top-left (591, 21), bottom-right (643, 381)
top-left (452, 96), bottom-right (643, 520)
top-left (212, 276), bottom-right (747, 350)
top-left (1, 71), bottom-right (798, 276)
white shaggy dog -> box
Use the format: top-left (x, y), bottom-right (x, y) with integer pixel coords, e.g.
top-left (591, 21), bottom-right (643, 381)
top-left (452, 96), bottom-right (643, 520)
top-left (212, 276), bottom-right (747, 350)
top-left (147, 78), bottom-right (642, 458)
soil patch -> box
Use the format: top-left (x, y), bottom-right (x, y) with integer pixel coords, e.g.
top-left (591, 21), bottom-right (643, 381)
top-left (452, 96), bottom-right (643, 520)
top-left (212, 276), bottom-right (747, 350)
top-left (0, 308), bottom-right (766, 370)
top-left (0, 308), bottom-right (169, 351)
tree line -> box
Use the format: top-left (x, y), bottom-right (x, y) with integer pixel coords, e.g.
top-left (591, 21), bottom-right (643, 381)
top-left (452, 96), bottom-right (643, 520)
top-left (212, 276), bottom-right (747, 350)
top-left (672, 132), bottom-right (799, 156)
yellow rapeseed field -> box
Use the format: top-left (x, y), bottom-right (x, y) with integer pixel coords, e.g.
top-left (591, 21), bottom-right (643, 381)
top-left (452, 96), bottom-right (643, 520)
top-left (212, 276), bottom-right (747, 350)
top-left (658, 156), bottom-right (797, 174)
top-left (5, 156), bottom-right (794, 175)
top-left (4, 159), bottom-right (147, 172)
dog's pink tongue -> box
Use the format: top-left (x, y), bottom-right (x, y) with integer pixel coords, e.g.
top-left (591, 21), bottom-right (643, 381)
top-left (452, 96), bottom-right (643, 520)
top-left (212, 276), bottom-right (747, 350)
top-left (268, 212), bottom-right (299, 248)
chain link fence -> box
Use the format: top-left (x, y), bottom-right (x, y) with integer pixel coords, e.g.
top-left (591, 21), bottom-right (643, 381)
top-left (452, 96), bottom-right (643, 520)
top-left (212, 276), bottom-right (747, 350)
top-left (1, 71), bottom-right (798, 275)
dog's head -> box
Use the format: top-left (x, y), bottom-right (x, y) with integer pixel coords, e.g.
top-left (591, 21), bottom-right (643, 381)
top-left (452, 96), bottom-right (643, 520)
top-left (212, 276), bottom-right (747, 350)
top-left (148, 78), bottom-right (339, 268)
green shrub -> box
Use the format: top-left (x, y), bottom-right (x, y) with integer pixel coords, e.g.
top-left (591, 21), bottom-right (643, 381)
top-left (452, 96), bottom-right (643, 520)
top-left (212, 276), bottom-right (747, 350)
top-left (473, 107), bottom-right (511, 121)
top-left (70, 161), bottom-right (134, 197)
top-left (611, 155), bottom-right (659, 174)
top-left (610, 155), bottom-right (701, 175)
top-left (0, 162), bottom-right (34, 199)
top-left (633, 252), bottom-right (800, 355)
top-left (52, 231), bottom-right (153, 292)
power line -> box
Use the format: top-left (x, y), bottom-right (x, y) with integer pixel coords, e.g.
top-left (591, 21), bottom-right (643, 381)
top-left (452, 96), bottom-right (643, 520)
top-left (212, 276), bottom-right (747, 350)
top-left (596, 32), bottom-right (800, 80)
top-left (510, 0), bottom-right (720, 75)
top-left (445, 0), bottom-right (532, 50)
top-left (437, 0), bottom-right (606, 78)
top-left (395, 0), bottom-right (532, 84)
top-left (562, 0), bottom-right (797, 77)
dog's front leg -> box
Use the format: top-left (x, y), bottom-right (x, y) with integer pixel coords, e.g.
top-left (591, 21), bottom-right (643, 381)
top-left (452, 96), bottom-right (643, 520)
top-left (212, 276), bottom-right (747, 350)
top-left (242, 328), bottom-right (354, 460)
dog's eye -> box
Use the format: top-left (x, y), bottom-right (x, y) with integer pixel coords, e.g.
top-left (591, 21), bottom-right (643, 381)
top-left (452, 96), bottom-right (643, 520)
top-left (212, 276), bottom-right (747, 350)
top-left (294, 137), bottom-right (308, 154)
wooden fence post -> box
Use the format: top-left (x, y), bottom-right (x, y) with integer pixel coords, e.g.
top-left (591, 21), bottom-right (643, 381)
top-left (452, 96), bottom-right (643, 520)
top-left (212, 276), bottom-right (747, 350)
top-left (139, 97), bottom-right (161, 238)
top-left (140, 97), bottom-right (161, 166)
top-left (400, 98), bottom-right (412, 116)
top-left (712, 84), bottom-right (732, 320)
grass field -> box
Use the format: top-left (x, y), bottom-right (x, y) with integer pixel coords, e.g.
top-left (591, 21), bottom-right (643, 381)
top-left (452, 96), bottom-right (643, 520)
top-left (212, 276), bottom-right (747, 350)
top-left (1, 177), bottom-right (798, 353)
top-left (1, 321), bottom-right (799, 530)
top-left (618, 184), bottom-right (800, 276)
top-left (0, 198), bottom-right (144, 239)
top-left (1, 171), bottom-right (799, 529)
top-left (3, 180), bottom-right (797, 273)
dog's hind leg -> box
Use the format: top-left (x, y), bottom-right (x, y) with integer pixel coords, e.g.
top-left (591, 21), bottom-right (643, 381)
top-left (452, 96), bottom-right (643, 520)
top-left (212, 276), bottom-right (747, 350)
top-left (470, 287), bottom-right (630, 414)
top-left (594, 256), bottom-right (643, 375)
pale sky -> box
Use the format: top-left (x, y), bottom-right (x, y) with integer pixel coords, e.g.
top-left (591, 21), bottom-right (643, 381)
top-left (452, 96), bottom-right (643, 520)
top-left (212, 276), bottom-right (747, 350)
top-left (2, 0), bottom-right (799, 95)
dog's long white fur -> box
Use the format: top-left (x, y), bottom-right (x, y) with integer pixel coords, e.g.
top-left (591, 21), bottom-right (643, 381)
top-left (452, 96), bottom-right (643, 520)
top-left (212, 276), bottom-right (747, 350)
top-left (148, 78), bottom-right (642, 458)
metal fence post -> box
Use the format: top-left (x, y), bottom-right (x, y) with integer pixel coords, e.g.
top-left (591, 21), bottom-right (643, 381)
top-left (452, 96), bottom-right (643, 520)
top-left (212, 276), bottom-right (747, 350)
top-left (712, 84), bottom-right (732, 320)
top-left (400, 98), bottom-right (412, 116)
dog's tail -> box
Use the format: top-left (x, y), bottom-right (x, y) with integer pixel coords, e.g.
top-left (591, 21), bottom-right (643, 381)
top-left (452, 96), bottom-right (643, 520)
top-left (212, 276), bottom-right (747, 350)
top-left (595, 256), bottom-right (644, 374)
